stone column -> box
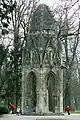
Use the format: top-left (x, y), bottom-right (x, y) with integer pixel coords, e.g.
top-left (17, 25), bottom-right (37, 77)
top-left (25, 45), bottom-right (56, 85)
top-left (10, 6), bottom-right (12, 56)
top-left (21, 66), bottom-right (26, 114)
top-left (45, 88), bottom-right (49, 113)
top-left (36, 68), bottom-right (49, 114)
top-left (30, 51), bottom-right (33, 66)
top-left (59, 69), bottom-right (63, 113)
top-left (22, 67), bottom-right (29, 114)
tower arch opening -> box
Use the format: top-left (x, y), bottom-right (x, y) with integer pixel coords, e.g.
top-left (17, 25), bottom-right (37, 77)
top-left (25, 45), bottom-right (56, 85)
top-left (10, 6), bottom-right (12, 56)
top-left (46, 71), bottom-right (57, 112)
top-left (27, 71), bottom-right (37, 112)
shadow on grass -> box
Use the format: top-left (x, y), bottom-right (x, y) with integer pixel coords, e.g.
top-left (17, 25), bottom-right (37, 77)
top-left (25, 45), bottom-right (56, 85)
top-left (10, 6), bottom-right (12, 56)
top-left (36, 119), bottom-right (66, 120)
top-left (36, 118), bottom-right (67, 120)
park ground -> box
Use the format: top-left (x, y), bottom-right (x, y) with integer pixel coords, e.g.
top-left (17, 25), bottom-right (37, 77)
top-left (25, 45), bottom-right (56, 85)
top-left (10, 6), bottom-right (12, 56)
top-left (0, 113), bottom-right (80, 120)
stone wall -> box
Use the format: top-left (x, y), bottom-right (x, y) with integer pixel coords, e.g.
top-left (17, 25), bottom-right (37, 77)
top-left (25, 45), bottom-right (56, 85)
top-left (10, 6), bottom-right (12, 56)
top-left (22, 66), bottom-right (63, 114)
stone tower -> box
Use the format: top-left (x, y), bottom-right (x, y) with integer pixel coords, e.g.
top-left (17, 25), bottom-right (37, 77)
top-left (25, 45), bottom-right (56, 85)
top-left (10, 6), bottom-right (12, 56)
top-left (22, 4), bottom-right (63, 114)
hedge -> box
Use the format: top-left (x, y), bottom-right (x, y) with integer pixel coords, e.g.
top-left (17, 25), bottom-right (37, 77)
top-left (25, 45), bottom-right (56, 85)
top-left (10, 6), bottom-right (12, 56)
top-left (0, 106), bottom-right (9, 114)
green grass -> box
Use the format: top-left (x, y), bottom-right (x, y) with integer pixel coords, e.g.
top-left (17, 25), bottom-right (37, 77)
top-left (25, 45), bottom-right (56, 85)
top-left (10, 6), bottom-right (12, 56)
top-left (71, 110), bottom-right (80, 114)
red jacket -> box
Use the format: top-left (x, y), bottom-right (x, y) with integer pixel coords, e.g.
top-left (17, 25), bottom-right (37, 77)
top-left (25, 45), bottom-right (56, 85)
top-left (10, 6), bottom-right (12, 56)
top-left (65, 107), bottom-right (71, 112)
top-left (10, 104), bottom-right (16, 110)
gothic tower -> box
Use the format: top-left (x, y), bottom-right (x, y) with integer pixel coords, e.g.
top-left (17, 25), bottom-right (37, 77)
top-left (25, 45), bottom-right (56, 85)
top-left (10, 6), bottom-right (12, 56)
top-left (22, 4), bottom-right (63, 114)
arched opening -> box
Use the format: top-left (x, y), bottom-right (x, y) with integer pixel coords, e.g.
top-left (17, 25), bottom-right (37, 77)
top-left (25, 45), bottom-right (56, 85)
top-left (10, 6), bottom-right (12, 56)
top-left (47, 72), bottom-right (57, 112)
top-left (27, 71), bottom-right (36, 112)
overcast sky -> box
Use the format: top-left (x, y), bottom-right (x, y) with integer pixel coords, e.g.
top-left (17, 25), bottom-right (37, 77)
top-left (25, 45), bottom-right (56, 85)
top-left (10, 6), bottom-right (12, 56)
top-left (39, 0), bottom-right (59, 7)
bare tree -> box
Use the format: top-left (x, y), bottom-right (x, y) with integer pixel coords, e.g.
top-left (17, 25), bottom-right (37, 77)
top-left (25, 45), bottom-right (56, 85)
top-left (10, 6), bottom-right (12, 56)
top-left (54, 0), bottom-right (80, 108)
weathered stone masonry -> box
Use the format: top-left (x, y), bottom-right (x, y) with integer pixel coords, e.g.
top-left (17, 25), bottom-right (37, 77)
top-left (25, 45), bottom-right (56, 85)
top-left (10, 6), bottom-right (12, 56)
top-left (22, 4), bottom-right (63, 114)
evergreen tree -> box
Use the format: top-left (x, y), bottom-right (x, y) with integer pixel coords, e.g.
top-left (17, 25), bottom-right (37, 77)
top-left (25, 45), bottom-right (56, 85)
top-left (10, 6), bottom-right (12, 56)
top-left (0, 0), bottom-right (16, 35)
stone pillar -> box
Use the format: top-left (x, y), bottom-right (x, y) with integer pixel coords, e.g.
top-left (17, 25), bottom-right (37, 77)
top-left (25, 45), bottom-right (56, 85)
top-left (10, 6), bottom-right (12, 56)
top-left (59, 69), bottom-right (63, 113)
top-left (45, 88), bottom-right (49, 113)
top-left (30, 51), bottom-right (33, 66)
top-left (22, 67), bottom-right (29, 114)
top-left (21, 66), bottom-right (26, 114)
top-left (36, 68), bottom-right (49, 114)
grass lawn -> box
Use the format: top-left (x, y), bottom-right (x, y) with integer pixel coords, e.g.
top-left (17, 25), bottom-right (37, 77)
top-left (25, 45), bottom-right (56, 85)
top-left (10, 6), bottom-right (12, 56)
top-left (71, 110), bottom-right (80, 114)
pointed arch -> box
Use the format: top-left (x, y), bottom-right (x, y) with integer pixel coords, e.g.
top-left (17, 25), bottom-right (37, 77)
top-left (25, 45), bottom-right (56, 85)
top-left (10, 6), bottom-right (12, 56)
top-left (27, 71), bottom-right (37, 111)
top-left (46, 71), bottom-right (57, 112)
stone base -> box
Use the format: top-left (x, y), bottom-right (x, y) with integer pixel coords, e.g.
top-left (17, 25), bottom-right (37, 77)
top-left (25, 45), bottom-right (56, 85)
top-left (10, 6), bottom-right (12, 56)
top-left (21, 112), bottom-right (64, 116)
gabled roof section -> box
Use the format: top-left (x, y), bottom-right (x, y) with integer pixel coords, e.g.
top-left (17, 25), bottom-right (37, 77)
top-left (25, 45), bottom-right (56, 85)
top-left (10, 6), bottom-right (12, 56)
top-left (30, 4), bottom-right (54, 31)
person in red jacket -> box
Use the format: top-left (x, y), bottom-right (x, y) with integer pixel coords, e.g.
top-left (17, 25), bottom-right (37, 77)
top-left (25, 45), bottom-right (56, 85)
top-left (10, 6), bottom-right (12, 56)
top-left (65, 106), bottom-right (71, 115)
top-left (9, 103), bottom-right (16, 114)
